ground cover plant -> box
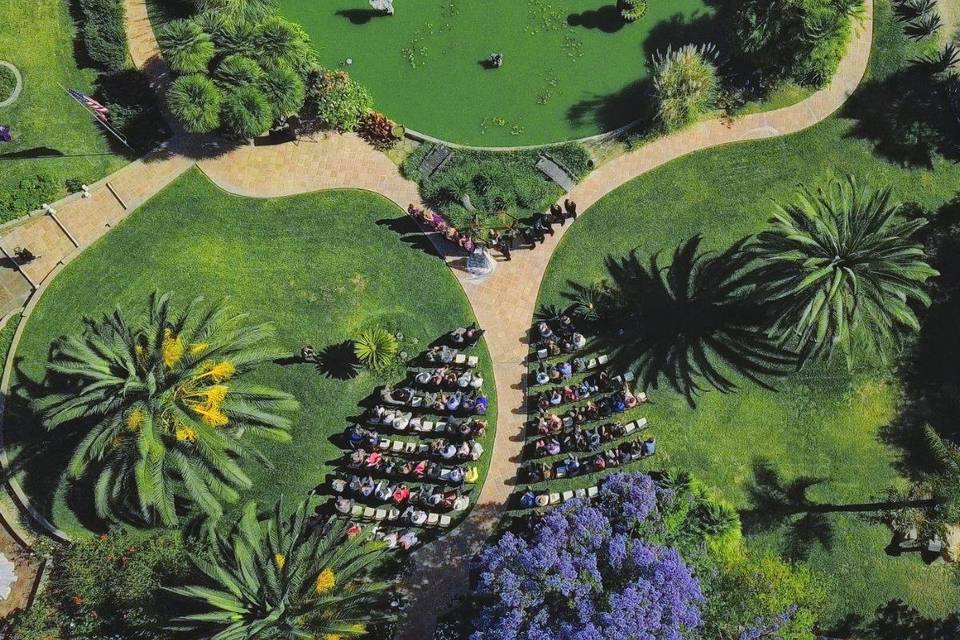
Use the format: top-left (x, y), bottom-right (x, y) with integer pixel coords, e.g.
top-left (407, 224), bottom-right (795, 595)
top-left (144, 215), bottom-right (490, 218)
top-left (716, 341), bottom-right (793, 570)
top-left (534, 0), bottom-right (960, 628)
top-left (0, 0), bottom-right (128, 223)
top-left (5, 169), bottom-right (496, 537)
top-left (403, 142), bottom-right (591, 233)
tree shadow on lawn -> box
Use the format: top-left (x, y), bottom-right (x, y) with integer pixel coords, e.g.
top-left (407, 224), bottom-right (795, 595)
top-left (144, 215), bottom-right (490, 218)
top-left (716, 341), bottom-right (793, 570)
top-left (570, 237), bottom-right (797, 408)
top-left (566, 78), bottom-right (655, 133)
top-left (841, 60), bottom-right (960, 169)
top-left (567, 5), bottom-right (627, 34)
top-left (826, 599), bottom-right (960, 640)
top-left (886, 195), bottom-right (960, 479)
top-left (2, 357), bottom-right (95, 531)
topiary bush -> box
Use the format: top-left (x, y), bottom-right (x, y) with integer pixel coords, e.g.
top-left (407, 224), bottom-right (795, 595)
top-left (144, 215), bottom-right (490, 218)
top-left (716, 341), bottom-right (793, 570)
top-left (220, 85), bottom-right (273, 139)
top-left (79, 0), bottom-right (128, 72)
top-left (168, 73), bottom-right (223, 133)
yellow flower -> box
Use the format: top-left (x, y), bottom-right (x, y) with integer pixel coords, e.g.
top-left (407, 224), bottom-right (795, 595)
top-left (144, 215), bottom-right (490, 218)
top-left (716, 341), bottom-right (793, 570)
top-left (274, 554), bottom-right (286, 570)
top-left (315, 568), bottom-right (336, 595)
top-left (162, 328), bottom-right (184, 369)
top-left (175, 425), bottom-right (198, 442)
top-left (196, 407), bottom-right (229, 427)
top-left (200, 360), bottom-right (236, 382)
top-left (189, 342), bottom-right (209, 356)
top-left (323, 635), bottom-right (342, 640)
top-left (126, 409), bottom-right (145, 431)
top-left (205, 385), bottom-right (228, 405)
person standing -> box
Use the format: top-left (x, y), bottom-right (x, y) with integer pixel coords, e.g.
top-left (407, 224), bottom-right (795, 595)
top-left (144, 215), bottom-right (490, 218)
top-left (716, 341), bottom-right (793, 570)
top-left (550, 203), bottom-right (565, 226)
top-left (564, 198), bottom-right (578, 219)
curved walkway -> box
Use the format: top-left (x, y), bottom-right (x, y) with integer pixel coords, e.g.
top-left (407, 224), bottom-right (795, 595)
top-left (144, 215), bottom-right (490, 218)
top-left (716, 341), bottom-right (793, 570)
top-left (0, 0), bottom-right (872, 635)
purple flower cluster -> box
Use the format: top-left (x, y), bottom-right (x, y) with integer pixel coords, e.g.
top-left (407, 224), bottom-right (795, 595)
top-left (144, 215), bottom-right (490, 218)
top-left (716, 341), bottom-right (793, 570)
top-left (471, 473), bottom-right (703, 640)
top-left (738, 605), bottom-right (800, 640)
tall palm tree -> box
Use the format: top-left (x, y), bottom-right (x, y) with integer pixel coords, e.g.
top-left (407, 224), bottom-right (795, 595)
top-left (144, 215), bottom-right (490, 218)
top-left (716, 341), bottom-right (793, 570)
top-left (750, 176), bottom-right (938, 363)
top-left (167, 498), bottom-right (393, 639)
top-left (33, 292), bottom-right (299, 526)
top-left (595, 236), bottom-right (794, 405)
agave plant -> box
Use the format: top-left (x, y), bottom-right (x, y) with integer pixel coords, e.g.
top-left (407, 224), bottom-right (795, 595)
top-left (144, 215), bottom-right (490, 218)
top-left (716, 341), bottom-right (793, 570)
top-left (905, 12), bottom-right (943, 40)
top-left (353, 328), bottom-right (400, 371)
top-left (32, 292), bottom-right (299, 526)
top-left (749, 176), bottom-right (938, 363)
top-left (157, 19), bottom-right (216, 74)
top-left (167, 498), bottom-right (394, 639)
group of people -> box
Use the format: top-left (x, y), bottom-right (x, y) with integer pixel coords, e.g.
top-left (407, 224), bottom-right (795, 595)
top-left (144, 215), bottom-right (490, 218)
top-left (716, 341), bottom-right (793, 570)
top-left (534, 386), bottom-right (640, 435)
top-left (529, 419), bottom-right (640, 458)
top-left (408, 204), bottom-right (477, 253)
top-left (524, 437), bottom-right (656, 482)
top-left (346, 449), bottom-right (478, 484)
top-left (534, 314), bottom-right (586, 357)
top-left (414, 365), bottom-right (483, 390)
top-left (377, 387), bottom-right (490, 415)
top-left (407, 198), bottom-right (579, 261)
top-left (531, 372), bottom-right (623, 411)
top-left (334, 475), bottom-right (469, 512)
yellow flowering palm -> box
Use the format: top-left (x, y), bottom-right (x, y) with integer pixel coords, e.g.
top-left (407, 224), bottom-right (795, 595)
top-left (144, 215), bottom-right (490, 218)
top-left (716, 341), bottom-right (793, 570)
top-left (33, 292), bottom-right (299, 526)
top-left (168, 498), bottom-right (393, 639)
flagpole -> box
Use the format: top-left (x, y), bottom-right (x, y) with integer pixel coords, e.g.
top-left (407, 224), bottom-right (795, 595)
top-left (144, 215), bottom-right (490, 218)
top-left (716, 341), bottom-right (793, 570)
top-left (58, 83), bottom-right (135, 152)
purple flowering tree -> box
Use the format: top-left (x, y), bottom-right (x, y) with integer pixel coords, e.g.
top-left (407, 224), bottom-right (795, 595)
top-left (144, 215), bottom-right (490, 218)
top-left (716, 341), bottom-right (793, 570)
top-left (470, 473), bottom-right (703, 640)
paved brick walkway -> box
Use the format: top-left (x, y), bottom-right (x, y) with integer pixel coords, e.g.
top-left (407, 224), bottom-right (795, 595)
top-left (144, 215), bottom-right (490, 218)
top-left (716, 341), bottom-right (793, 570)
top-left (0, 0), bottom-right (872, 634)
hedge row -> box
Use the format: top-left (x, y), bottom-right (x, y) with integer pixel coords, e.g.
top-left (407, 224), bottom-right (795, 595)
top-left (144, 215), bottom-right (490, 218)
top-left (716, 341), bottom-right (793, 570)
top-left (79, 0), bottom-right (128, 71)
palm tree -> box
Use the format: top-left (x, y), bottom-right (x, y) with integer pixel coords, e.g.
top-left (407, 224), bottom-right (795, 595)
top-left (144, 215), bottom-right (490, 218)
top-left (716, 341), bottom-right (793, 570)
top-left (750, 176), bottom-right (938, 363)
top-left (32, 292), bottom-right (299, 526)
top-left (167, 498), bottom-right (394, 639)
top-left (157, 19), bottom-right (216, 74)
top-left (596, 236), bottom-right (794, 405)
top-left (168, 74), bottom-right (223, 134)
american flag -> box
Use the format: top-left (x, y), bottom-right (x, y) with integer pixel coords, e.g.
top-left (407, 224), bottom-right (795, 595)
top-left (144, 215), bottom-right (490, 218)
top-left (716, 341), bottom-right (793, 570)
top-left (67, 89), bottom-right (109, 122)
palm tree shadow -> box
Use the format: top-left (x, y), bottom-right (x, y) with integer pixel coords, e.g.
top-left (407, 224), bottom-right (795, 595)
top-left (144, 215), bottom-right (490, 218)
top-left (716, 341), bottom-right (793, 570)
top-left (739, 457), bottom-right (835, 561)
top-left (317, 340), bottom-right (360, 380)
top-left (578, 236), bottom-right (796, 406)
top-left (826, 599), bottom-right (960, 640)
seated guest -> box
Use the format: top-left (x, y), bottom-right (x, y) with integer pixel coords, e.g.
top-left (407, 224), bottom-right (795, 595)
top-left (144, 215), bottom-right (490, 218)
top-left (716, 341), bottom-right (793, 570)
top-left (392, 485), bottom-right (411, 504)
top-left (573, 332), bottom-right (586, 349)
top-left (535, 366), bottom-right (550, 385)
top-left (520, 489), bottom-right (537, 508)
top-left (641, 438), bottom-right (656, 456)
top-left (559, 361), bottom-right (573, 380)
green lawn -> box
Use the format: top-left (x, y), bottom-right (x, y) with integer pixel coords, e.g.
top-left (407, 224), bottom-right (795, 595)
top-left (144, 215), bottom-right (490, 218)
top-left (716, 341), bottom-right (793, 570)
top-left (534, 0), bottom-right (960, 629)
top-left (5, 169), bottom-right (496, 537)
top-left (280, 0), bottom-right (713, 146)
top-left (0, 0), bottom-right (127, 218)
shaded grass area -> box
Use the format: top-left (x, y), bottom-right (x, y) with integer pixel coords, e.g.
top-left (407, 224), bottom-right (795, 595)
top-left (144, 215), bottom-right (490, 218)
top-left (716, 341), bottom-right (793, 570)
top-left (0, 0), bottom-right (126, 214)
top-left (5, 169), bottom-right (495, 537)
top-left (280, 0), bottom-right (713, 145)
top-left (534, 0), bottom-right (960, 627)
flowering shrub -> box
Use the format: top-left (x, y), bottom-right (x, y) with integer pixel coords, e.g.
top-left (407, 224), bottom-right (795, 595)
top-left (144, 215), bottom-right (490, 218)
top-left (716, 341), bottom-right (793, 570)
top-left (471, 473), bottom-right (704, 640)
top-left (307, 69), bottom-right (373, 132)
top-left (358, 110), bottom-right (400, 149)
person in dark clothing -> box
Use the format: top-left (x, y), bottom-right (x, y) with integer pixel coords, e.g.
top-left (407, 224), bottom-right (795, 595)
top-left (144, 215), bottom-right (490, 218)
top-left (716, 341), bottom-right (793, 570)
top-left (533, 212), bottom-right (554, 236)
top-left (564, 199), bottom-right (578, 219)
top-left (550, 203), bottom-right (564, 225)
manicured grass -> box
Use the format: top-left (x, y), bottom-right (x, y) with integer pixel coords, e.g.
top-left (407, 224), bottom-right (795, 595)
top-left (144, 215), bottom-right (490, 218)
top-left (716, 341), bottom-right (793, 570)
top-left (5, 169), bottom-right (496, 537)
top-left (280, 0), bottom-right (712, 146)
top-left (534, 1), bottom-right (960, 628)
top-left (0, 0), bottom-right (126, 216)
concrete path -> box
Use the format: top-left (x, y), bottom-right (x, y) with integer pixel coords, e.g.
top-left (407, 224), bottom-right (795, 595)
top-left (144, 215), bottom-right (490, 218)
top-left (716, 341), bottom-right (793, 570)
top-left (0, 0), bottom-right (873, 635)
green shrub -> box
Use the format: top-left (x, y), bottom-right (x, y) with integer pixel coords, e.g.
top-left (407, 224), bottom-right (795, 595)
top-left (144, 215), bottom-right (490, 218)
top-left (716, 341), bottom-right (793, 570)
top-left (547, 143), bottom-right (593, 179)
top-left (651, 43), bottom-right (720, 131)
top-left (196, 0), bottom-right (275, 24)
top-left (0, 64), bottom-right (16, 102)
top-left (618, 0), bottom-right (648, 22)
top-left (401, 142), bottom-right (434, 180)
top-left (260, 60), bottom-right (307, 120)
top-left (215, 54), bottom-right (264, 88)
top-left (79, 0), bottom-right (128, 71)
top-left (307, 69), bottom-right (373, 131)
top-left (64, 178), bottom-right (85, 193)
top-left (0, 173), bottom-right (58, 223)
top-left (2, 529), bottom-right (193, 640)
top-left (255, 16), bottom-right (315, 73)
top-left (221, 85), bottom-right (273, 138)
top-left (157, 19), bottom-right (215, 74)
top-left (169, 73), bottom-right (223, 133)
top-left (796, 19), bottom-right (851, 86)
